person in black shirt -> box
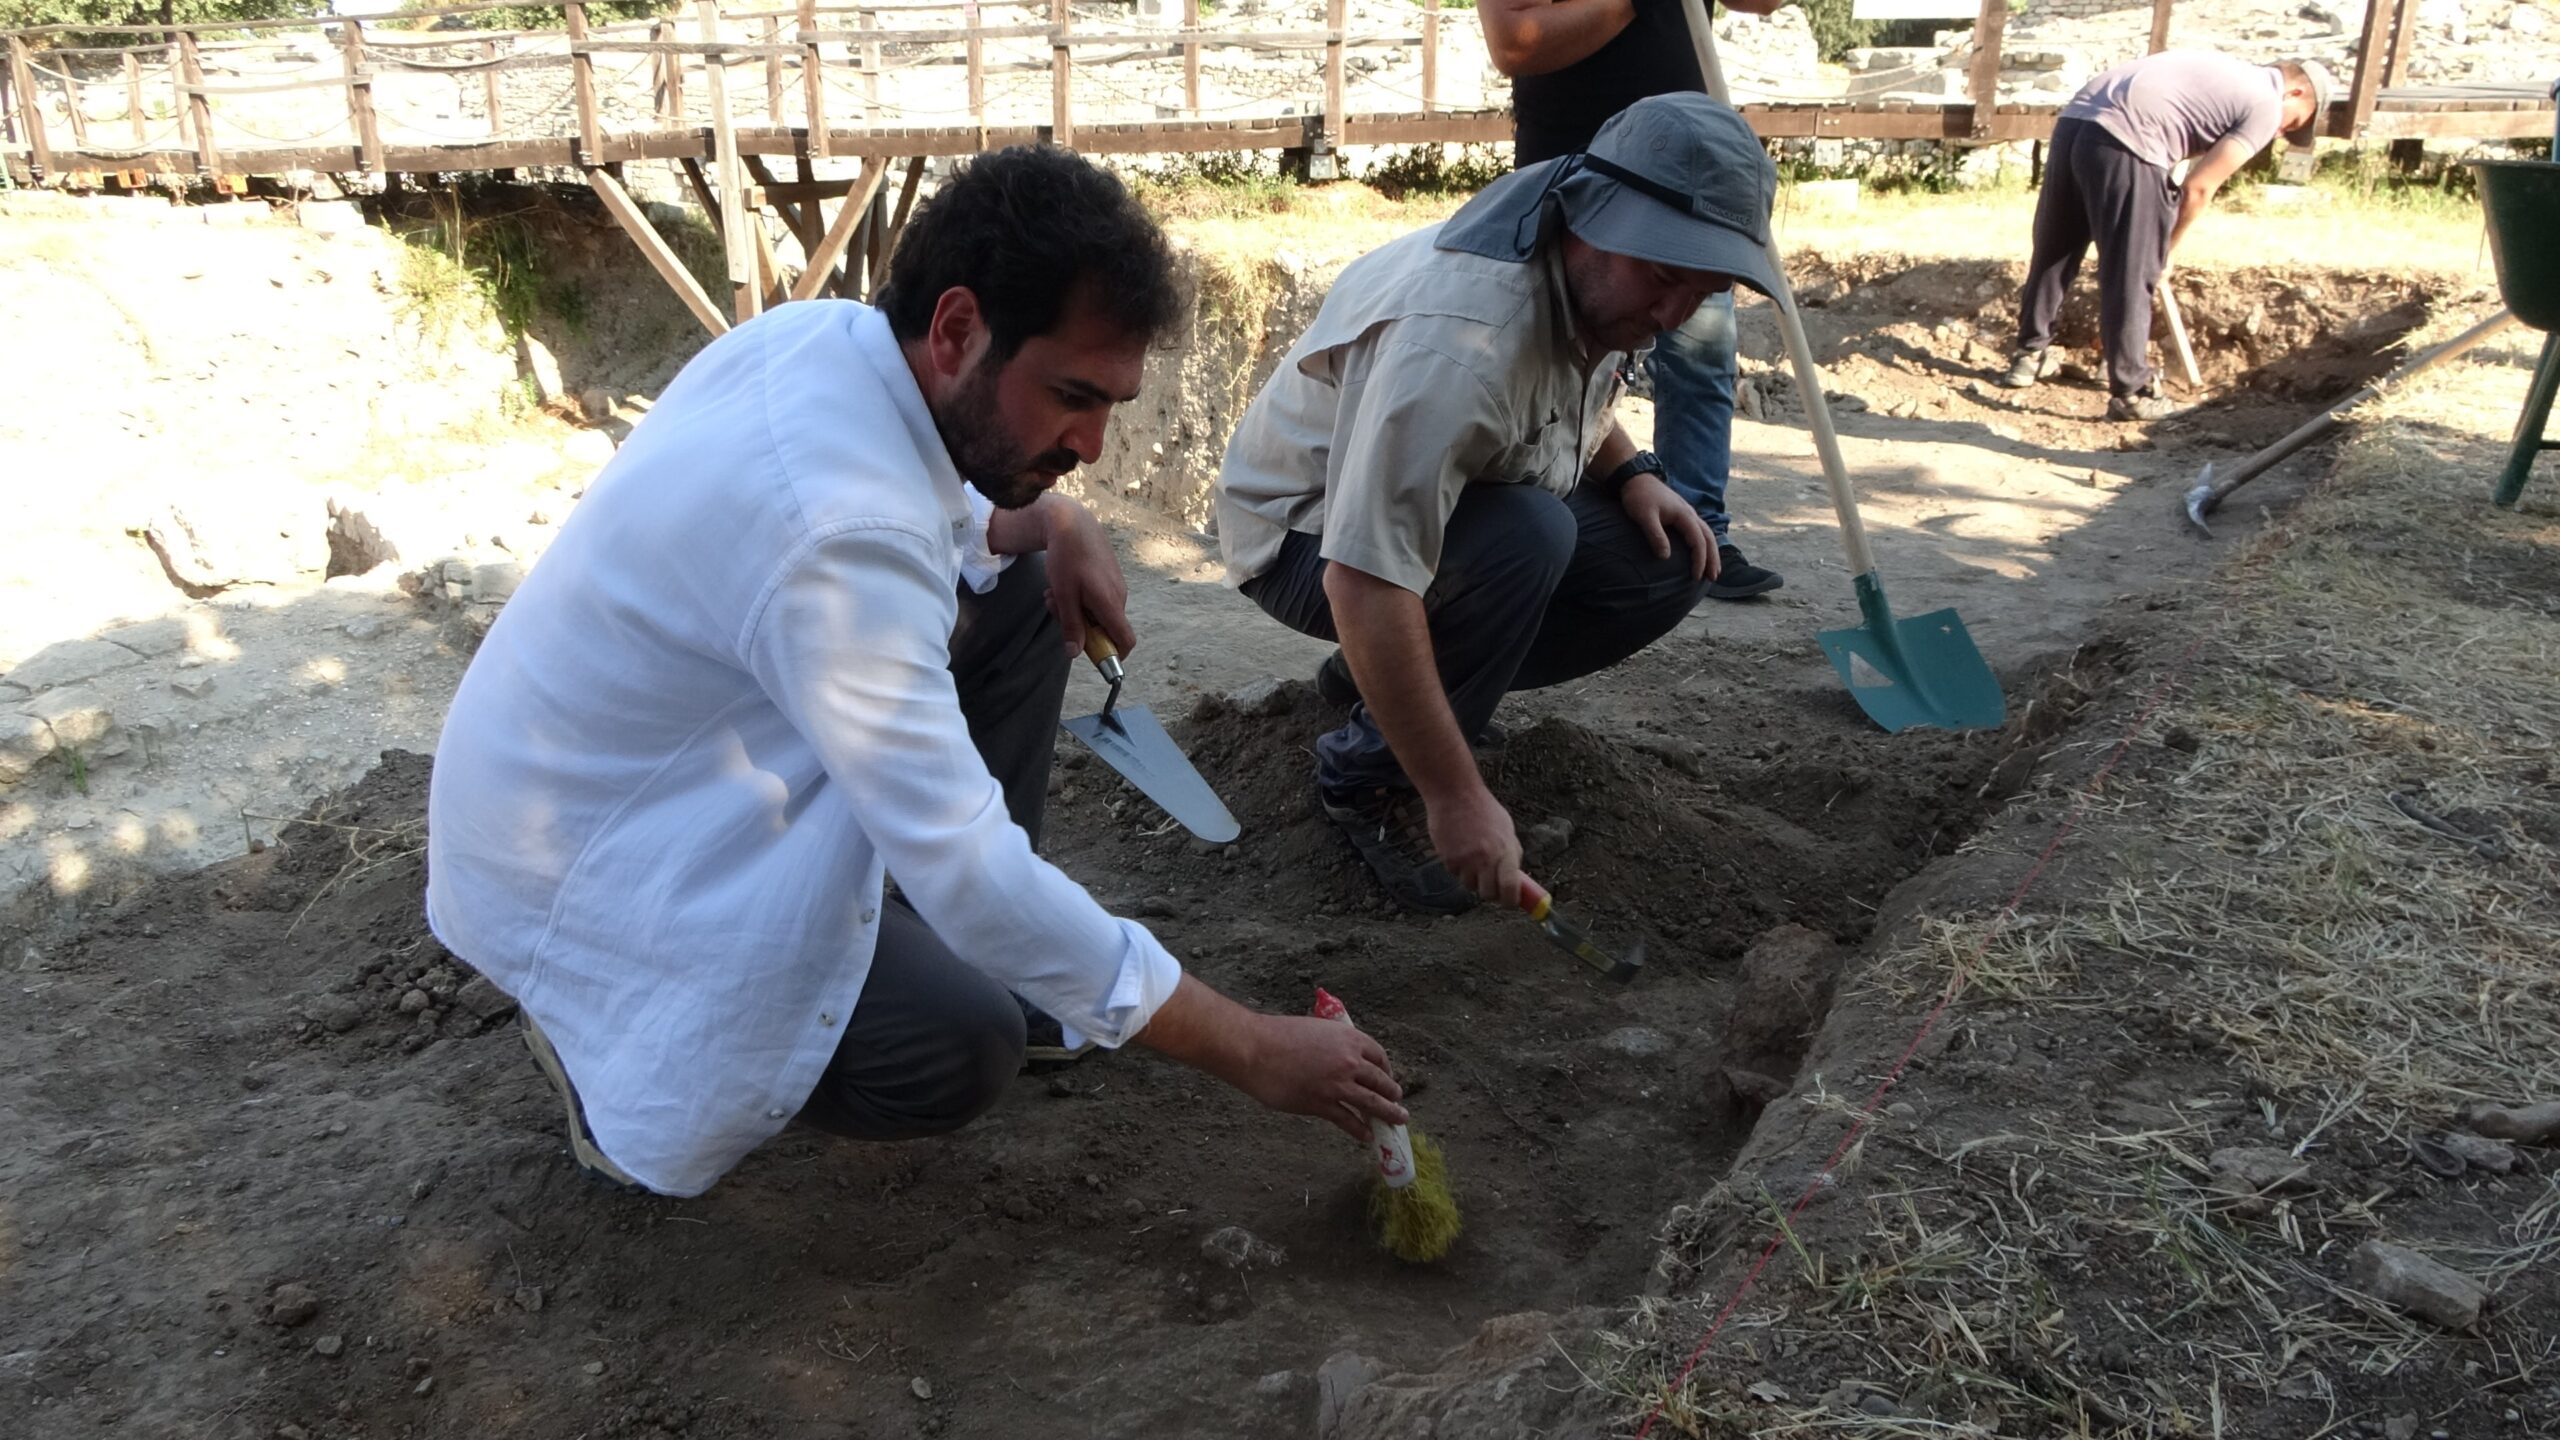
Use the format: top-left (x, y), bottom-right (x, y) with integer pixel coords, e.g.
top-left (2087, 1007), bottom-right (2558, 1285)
top-left (1479, 0), bottom-right (1786, 600)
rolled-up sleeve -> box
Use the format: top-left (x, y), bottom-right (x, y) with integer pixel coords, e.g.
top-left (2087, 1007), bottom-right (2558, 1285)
top-left (741, 522), bottom-right (1181, 1045)
top-left (1316, 336), bottom-right (1510, 596)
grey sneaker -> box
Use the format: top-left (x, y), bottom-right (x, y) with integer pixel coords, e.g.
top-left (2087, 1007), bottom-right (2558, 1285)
top-left (1318, 783), bottom-right (1477, 915)
top-left (2106, 388), bottom-right (2179, 422)
top-left (1997, 348), bottom-right (2048, 388)
top-left (519, 1013), bottom-right (645, 1191)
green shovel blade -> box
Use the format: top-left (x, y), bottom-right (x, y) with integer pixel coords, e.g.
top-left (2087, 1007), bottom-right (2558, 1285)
top-left (1816, 573), bottom-right (2006, 734)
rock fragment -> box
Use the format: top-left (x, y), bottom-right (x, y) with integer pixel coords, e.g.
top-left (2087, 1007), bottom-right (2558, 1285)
top-left (2350, 1241), bottom-right (2488, 1330)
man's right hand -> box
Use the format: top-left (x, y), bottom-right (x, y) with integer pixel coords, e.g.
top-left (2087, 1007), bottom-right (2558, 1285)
top-left (1425, 782), bottom-right (1523, 906)
top-left (1237, 1013), bottom-right (1409, 1143)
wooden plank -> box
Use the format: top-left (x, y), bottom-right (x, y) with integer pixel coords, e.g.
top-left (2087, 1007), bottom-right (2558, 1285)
top-left (699, 0), bottom-right (758, 322)
top-left (124, 51), bottom-right (144, 143)
top-left (482, 41), bottom-right (505, 136)
top-left (967, 0), bottom-right (987, 132)
top-left (2384, 0), bottom-right (2419, 88)
top-left (2147, 0), bottom-right (2171, 53)
top-left (1341, 111), bottom-right (1508, 145)
top-left (176, 32), bottom-right (215, 174)
top-left (588, 165), bottom-right (730, 339)
top-left (341, 18), bottom-right (380, 172)
top-left (791, 156), bottom-right (890, 301)
top-left (1964, 0), bottom-right (2006, 139)
top-left (1182, 0), bottom-right (1201, 112)
top-left (1051, 0), bottom-right (1073, 147)
top-left (882, 152), bottom-right (926, 271)
top-left (564, 2), bottom-right (602, 164)
top-left (10, 36), bottom-right (55, 177)
top-left (679, 154), bottom-right (724, 234)
top-left (1420, 0), bottom-right (1436, 113)
top-left (59, 67), bottom-right (88, 148)
top-left (764, 17), bottom-right (785, 123)
top-left (798, 0), bottom-right (826, 157)
top-left (2345, 0), bottom-right (2392, 136)
top-left (1324, 0), bottom-right (1345, 146)
top-left (860, 11), bottom-right (881, 118)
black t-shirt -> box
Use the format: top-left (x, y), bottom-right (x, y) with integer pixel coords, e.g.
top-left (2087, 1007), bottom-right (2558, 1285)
top-left (1510, 0), bottom-right (1706, 165)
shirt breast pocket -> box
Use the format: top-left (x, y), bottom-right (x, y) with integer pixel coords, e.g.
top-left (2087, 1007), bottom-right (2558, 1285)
top-left (1493, 412), bottom-right (1576, 487)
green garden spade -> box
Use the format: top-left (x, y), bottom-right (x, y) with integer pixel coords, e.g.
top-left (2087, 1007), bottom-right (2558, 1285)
top-left (1679, 0), bottom-right (2006, 733)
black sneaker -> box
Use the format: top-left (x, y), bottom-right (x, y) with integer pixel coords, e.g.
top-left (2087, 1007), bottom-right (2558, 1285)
top-left (2106, 387), bottom-right (2179, 422)
top-left (519, 1013), bottom-right (646, 1191)
top-left (1997, 348), bottom-right (2048, 388)
top-left (1705, 543), bottom-right (1784, 601)
top-left (1315, 648), bottom-right (1360, 707)
top-left (1319, 783), bottom-right (1477, 915)
top-left (1018, 996), bottom-right (1098, 1073)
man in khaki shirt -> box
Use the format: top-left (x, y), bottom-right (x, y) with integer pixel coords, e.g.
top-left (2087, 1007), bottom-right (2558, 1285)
top-left (1216, 93), bottom-right (1780, 915)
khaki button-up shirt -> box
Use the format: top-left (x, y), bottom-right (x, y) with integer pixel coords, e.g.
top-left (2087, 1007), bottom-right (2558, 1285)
top-left (1215, 222), bottom-right (1624, 596)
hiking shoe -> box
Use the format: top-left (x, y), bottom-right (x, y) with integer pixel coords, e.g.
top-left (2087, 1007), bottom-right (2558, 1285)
top-left (1705, 543), bottom-right (1785, 601)
top-left (1319, 783), bottom-right (1477, 916)
top-left (1316, 648), bottom-right (1505, 748)
top-left (1997, 348), bottom-right (2048, 388)
top-left (519, 1013), bottom-right (645, 1192)
top-left (1018, 995), bottom-right (1098, 1074)
top-left (2106, 387), bottom-right (2179, 422)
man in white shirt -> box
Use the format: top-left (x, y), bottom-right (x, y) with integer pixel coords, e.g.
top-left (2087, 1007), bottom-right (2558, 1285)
top-left (1215, 94), bottom-right (1779, 917)
top-left (426, 146), bottom-right (1405, 1198)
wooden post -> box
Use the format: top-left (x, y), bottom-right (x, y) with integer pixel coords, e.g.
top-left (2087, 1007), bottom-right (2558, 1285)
top-left (2345, 0), bottom-right (2391, 137)
top-left (791, 156), bottom-right (890, 302)
top-left (340, 18), bottom-right (380, 173)
top-left (1324, 0), bottom-right (1345, 149)
top-left (59, 67), bottom-right (88, 149)
top-left (700, 0), bottom-right (759, 322)
top-left (798, 0), bottom-right (827, 156)
top-left (177, 31), bottom-right (216, 175)
top-left (1182, 0), bottom-right (1200, 113)
top-left (588, 166), bottom-right (730, 338)
top-left (652, 18), bottom-right (674, 124)
top-left (2147, 0), bottom-right (2171, 53)
top-left (168, 42), bottom-right (189, 146)
top-left (1421, 0), bottom-right (1437, 113)
top-left (679, 154), bottom-right (724, 234)
top-left (10, 36), bottom-right (55, 177)
top-left (883, 153), bottom-right (925, 262)
top-left (1965, 0), bottom-right (2007, 139)
top-left (764, 17), bottom-right (784, 125)
top-left (564, 1), bottom-right (602, 166)
top-left (481, 39), bottom-right (504, 135)
top-left (860, 10), bottom-right (880, 119)
top-left (2384, 0), bottom-right (2419, 88)
top-left (968, 0), bottom-right (986, 129)
top-left (124, 51), bottom-right (145, 143)
top-left (1051, 0), bottom-right (1073, 147)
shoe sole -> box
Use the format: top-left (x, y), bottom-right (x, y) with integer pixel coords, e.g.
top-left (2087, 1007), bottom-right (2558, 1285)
top-left (519, 1014), bottom-right (646, 1191)
top-left (1319, 791), bottom-right (1479, 917)
top-left (1706, 573), bottom-right (1785, 601)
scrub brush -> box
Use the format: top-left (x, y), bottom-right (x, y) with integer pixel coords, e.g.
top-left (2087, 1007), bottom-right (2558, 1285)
top-left (1313, 987), bottom-right (1460, 1263)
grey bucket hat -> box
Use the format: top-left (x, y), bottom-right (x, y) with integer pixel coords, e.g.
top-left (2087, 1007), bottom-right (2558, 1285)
top-left (1441, 92), bottom-right (1781, 295)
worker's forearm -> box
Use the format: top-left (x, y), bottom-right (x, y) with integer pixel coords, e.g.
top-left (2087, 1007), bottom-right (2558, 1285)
top-left (1479, 0), bottom-right (1636, 77)
top-left (2167, 182), bottom-right (2214, 256)
top-left (1584, 420), bottom-right (1634, 483)
top-left (1323, 562), bottom-right (1484, 804)
top-left (984, 491), bottom-right (1074, 556)
top-left (1132, 973), bottom-right (1263, 1083)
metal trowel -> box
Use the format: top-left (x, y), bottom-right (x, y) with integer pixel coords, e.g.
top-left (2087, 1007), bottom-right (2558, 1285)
top-left (1060, 633), bottom-right (1241, 844)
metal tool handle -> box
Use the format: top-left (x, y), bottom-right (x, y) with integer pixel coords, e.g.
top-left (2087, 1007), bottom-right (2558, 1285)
top-left (1676, 0), bottom-right (1878, 581)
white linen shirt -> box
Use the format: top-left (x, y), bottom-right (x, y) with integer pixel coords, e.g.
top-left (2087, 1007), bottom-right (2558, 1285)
top-left (424, 300), bottom-right (1183, 1197)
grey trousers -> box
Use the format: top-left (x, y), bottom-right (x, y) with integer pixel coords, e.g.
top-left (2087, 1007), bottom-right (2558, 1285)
top-left (1240, 483), bottom-right (1711, 793)
top-left (795, 552), bottom-right (1067, 1141)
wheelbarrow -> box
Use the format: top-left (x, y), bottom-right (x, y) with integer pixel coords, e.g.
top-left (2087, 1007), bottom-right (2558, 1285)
top-left (2469, 91), bottom-right (2560, 507)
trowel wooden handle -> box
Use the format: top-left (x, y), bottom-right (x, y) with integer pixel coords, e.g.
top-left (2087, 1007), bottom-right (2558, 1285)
top-left (1082, 630), bottom-right (1120, 665)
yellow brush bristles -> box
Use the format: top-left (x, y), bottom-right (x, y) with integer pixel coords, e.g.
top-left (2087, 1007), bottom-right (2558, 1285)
top-left (1369, 1130), bottom-right (1460, 1263)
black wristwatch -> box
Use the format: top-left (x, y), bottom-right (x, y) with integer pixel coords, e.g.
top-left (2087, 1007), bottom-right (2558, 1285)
top-left (1595, 449), bottom-right (1665, 497)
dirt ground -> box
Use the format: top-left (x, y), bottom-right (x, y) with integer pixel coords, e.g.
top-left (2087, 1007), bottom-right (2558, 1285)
top-left (5, 182), bottom-right (2554, 1440)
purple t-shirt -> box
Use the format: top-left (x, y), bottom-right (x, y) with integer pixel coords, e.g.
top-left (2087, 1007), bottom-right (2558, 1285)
top-left (2061, 50), bottom-right (2286, 171)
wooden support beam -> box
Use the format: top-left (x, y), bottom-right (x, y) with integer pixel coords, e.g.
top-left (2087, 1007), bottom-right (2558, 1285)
top-left (124, 51), bottom-right (145, 143)
top-left (1965, 0), bottom-right (2007, 139)
top-left (679, 154), bottom-right (724, 235)
top-left (11, 36), bottom-right (56, 179)
top-left (59, 66), bottom-right (88, 148)
top-left (482, 40), bottom-right (505, 137)
top-left (167, 42), bottom-right (189, 146)
top-left (2345, 0), bottom-right (2393, 136)
top-left (798, 0), bottom-right (827, 156)
top-left (968, 0), bottom-right (986, 130)
top-left (1421, 0), bottom-right (1437, 113)
top-left (764, 17), bottom-right (785, 123)
top-left (2147, 0), bottom-right (2171, 53)
top-left (700, 0), bottom-right (759, 322)
top-left (791, 156), bottom-right (890, 302)
top-left (881, 152), bottom-right (925, 274)
top-left (177, 31), bottom-right (216, 174)
top-left (859, 10), bottom-right (880, 119)
top-left (1051, 0), bottom-right (1073, 147)
top-left (744, 151), bottom-right (814, 247)
top-left (2384, 0), bottom-right (2420, 87)
top-left (564, 2), bottom-right (603, 165)
top-left (1183, 0), bottom-right (1201, 113)
top-left (587, 165), bottom-right (730, 339)
top-left (1323, 0), bottom-right (1345, 148)
top-left (653, 18), bottom-right (681, 125)
top-left (340, 18), bottom-right (380, 172)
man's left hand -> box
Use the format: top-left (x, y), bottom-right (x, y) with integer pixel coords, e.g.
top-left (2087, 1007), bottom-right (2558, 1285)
top-left (1038, 496), bottom-right (1137, 657)
top-left (1621, 471), bottom-right (1717, 583)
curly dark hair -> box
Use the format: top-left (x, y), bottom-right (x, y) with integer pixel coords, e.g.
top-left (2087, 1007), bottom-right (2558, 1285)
top-left (877, 146), bottom-right (1185, 359)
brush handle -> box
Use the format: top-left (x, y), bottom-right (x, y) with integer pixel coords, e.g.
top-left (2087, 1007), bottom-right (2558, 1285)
top-left (1312, 988), bottom-right (1416, 1190)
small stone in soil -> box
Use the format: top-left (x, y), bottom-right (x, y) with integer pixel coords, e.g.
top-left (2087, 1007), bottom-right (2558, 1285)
top-left (312, 1335), bottom-right (344, 1357)
top-left (1599, 1026), bottom-right (1671, 1061)
top-left (414, 1377), bottom-right (435, 1396)
top-left (910, 1376), bottom-right (934, 1400)
top-left (264, 1284), bottom-right (321, 1328)
top-left (1136, 895), bottom-right (1181, 919)
top-left (2351, 1241), bottom-right (2488, 1330)
top-left (583, 1361), bottom-right (606, 1376)
top-left (397, 988), bottom-right (431, 1014)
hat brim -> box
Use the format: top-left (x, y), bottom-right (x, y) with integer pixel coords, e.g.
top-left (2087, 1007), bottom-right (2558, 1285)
top-left (1564, 178), bottom-right (1783, 299)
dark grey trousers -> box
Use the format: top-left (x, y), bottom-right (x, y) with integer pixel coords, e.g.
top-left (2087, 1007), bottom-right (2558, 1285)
top-left (795, 552), bottom-right (1067, 1141)
top-left (2017, 117), bottom-right (2177, 400)
top-left (1240, 483), bottom-right (1711, 793)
